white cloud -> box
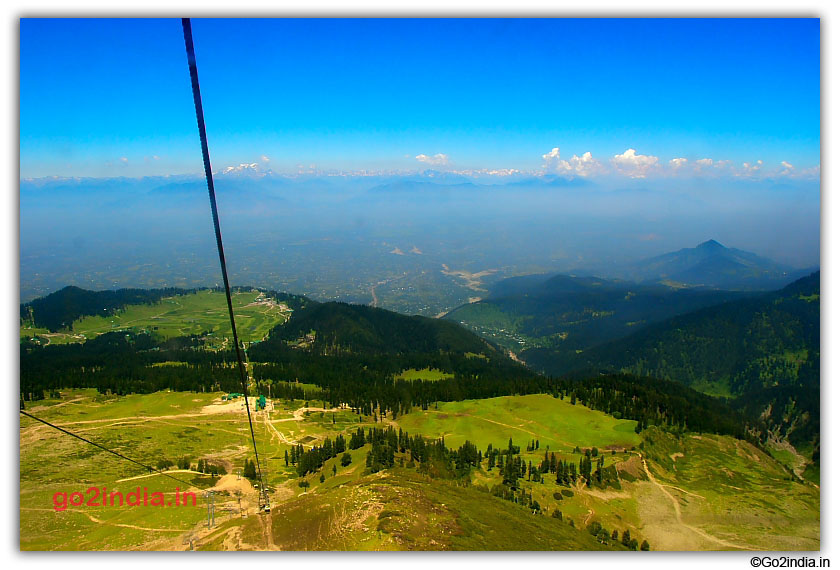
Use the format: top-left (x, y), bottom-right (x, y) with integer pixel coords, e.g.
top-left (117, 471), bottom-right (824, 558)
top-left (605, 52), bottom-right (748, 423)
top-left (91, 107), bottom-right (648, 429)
top-left (781, 161), bottom-right (794, 170)
top-left (692, 158), bottom-right (732, 175)
top-left (737, 160), bottom-right (763, 177)
top-left (610, 149), bottom-right (659, 178)
top-left (119, 157), bottom-right (128, 163)
top-left (795, 164), bottom-right (820, 179)
top-left (669, 157), bottom-right (687, 169)
top-left (227, 163), bottom-right (258, 172)
top-left (152, 155), bottom-right (160, 161)
top-left (542, 148), bottom-right (602, 177)
top-left (452, 168), bottom-right (523, 177)
top-left (260, 155), bottom-right (271, 163)
top-left (220, 163), bottom-right (263, 176)
top-left (415, 153), bottom-right (450, 167)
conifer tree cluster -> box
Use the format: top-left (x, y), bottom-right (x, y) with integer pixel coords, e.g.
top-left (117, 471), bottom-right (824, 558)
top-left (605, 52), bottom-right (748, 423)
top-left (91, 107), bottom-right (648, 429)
top-left (196, 458), bottom-right (226, 476)
top-left (586, 522), bottom-right (648, 549)
top-left (290, 434), bottom-right (347, 476)
top-left (243, 458), bottom-right (257, 480)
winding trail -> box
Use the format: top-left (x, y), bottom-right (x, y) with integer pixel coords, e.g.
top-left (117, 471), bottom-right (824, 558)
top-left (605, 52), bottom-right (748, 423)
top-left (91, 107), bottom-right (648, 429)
top-left (638, 455), bottom-right (755, 550)
top-left (265, 406), bottom-right (343, 448)
top-left (116, 469), bottom-right (202, 483)
top-left (29, 396), bottom-right (86, 413)
top-left (425, 408), bottom-right (576, 449)
top-left (264, 412), bottom-right (300, 447)
top-left (21, 507), bottom-right (184, 533)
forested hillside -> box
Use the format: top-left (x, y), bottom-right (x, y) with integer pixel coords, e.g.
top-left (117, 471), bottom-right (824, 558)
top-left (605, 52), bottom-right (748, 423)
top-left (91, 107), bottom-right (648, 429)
top-left (20, 286), bottom-right (195, 331)
top-left (446, 273), bottom-right (757, 353)
top-left (20, 289), bottom-right (755, 444)
top-left (269, 301), bottom-right (493, 355)
top-left (525, 272), bottom-right (819, 449)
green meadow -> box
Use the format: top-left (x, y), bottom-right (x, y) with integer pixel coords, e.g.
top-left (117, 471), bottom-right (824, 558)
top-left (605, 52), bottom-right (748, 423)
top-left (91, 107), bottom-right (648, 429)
top-left (395, 368), bottom-right (454, 381)
top-left (396, 393), bottom-right (641, 452)
top-left (22, 290), bottom-right (291, 346)
top-left (20, 390), bottom-right (819, 551)
top-left (20, 389), bottom-right (379, 551)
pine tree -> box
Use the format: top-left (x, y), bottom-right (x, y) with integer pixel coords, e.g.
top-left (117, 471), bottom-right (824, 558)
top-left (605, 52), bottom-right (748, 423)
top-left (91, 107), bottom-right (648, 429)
top-left (244, 458), bottom-right (257, 480)
top-left (621, 529), bottom-right (631, 546)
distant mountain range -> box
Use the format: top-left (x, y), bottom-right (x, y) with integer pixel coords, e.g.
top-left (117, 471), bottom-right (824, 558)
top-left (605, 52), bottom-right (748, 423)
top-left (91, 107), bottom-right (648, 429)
top-left (612, 239), bottom-right (815, 290)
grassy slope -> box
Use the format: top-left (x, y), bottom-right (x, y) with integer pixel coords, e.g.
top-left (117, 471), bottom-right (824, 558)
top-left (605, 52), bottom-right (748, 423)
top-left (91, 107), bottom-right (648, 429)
top-left (396, 394), bottom-right (641, 452)
top-left (20, 391), bottom-right (218, 550)
top-left (636, 428), bottom-right (819, 551)
top-left (21, 290), bottom-right (290, 345)
top-left (213, 469), bottom-right (618, 551)
top-left (20, 389), bottom-right (375, 551)
top-left (21, 391), bottom-right (819, 551)
top-left (395, 368), bottom-right (455, 381)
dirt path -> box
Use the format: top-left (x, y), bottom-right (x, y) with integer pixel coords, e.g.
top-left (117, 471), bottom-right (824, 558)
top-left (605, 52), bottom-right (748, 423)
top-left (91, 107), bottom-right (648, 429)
top-left (638, 455), bottom-right (755, 550)
top-left (264, 413), bottom-right (300, 447)
top-left (425, 409), bottom-right (575, 449)
top-left (31, 411), bottom-right (216, 428)
top-left (273, 406), bottom-right (344, 424)
top-left (116, 469), bottom-right (202, 483)
top-left (26, 397), bottom-right (273, 429)
top-left (28, 396), bottom-right (86, 413)
top-left (427, 409), bottom-right (543, 440)
top-left (21, 507), bottom-right (184, 533)
top-left (265, 406), bottom-right (343, 448)
top-left (259, 511), bottom-right (279, 550)
top-left (660, 483), bottom-right (706, 500)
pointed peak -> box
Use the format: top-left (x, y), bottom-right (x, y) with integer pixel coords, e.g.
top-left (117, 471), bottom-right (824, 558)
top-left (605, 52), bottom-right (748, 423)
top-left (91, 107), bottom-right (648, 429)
top-left (697, 239), bottom-right (725, 251)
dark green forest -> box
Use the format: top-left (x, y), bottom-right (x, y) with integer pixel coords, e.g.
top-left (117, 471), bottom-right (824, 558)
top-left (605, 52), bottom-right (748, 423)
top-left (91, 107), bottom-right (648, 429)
top-left (524, 272), bottom-right (819, 448)
top-left (446, 273), bottom-right (758, 352)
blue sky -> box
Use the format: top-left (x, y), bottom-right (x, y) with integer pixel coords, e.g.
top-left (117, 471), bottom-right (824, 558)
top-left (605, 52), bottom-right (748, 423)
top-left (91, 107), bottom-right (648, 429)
top-left (20, 18), bottom-right (820, 179)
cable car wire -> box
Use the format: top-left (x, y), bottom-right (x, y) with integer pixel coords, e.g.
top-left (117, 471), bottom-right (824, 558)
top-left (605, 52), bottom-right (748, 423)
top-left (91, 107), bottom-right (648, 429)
top-left (20, 409), bottom-right (207, 490)
top-left (181, 17), bottom-right (266, 496)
